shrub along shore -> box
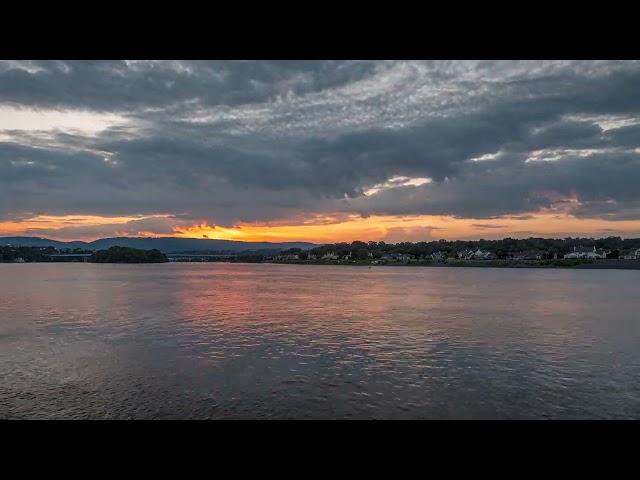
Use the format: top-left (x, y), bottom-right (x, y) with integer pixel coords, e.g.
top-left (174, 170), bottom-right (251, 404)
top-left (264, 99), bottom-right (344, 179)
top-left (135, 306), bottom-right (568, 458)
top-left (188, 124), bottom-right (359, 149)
top-left (0, 245), bottom-right (168, 263)
top-left (90, 246), bottom-right (168, 263)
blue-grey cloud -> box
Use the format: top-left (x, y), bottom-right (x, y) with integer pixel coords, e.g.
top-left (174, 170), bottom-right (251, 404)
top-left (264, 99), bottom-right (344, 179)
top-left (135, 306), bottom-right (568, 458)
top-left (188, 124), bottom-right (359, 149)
top-left (1, 60), bottom-right (640, 227)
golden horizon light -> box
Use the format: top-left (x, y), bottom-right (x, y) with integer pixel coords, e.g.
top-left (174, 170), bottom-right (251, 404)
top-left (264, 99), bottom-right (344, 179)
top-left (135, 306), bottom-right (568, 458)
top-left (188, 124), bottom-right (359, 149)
top-left (3, 212), bottom-right (640, 244)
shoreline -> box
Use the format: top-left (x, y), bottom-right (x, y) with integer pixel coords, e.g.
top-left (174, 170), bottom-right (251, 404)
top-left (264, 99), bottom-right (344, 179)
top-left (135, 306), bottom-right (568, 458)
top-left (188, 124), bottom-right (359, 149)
top-left (4, 259), bottom-right (640, 270)
top-left (264, 259), bottom-right (640, 270)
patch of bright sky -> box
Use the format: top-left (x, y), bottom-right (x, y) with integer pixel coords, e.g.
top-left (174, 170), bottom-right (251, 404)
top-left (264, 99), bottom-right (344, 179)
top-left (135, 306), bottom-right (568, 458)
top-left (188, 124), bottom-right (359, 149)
top-left (564, 114), bottom-right (640, 132)
top-left (173, 212), bottom-right (640, 244)
top-left (16, 214), bottom-right (171, 227)
top-left (469, 152), bottom-right (500, 162)
top-left (4, 211), bottom-right (640, 244)
top-left (525, 148), bottom-right (616, 163)
top-left (0, 106), bottom-right (128, 136)
top-left (0, 60), bottom-right (46, 74)
top-left (364, 176), bottom-right (432, 196)
top-left (0, 214), bottom-right (175, 239)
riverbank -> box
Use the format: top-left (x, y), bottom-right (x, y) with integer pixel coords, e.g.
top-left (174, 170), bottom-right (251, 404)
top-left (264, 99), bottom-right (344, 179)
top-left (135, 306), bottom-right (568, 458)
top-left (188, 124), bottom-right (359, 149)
top-left (4, 258), bottom-right (640, 270)
top-left (267, 258), bottom-right (640, 270)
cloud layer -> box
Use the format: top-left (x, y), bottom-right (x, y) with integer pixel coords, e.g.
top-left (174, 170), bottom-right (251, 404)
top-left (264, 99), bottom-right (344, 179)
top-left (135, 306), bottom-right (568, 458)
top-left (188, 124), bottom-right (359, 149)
top-left (2, 60), bottom-right (640, 240)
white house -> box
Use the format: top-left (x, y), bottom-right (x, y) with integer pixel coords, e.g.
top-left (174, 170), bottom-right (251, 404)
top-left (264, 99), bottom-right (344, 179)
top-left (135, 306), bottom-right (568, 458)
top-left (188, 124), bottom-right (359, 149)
top-left (458, 249), bottom-right (495, 260)
top-left (565, 246), bottom-right (608, 259)
top-left (622, 248), bottom-right (640, 260)
top-left (456, 249), bottom-right (473, 260)
top-left (474, 249), bottom-right (496, 260)
top-left (430, 251), bottom-right (447, 261)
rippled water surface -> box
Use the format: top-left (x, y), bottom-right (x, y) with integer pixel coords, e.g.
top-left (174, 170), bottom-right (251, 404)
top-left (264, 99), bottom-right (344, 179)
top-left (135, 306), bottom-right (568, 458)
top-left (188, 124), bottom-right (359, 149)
top-left (1, 263), bottom-right (639, 419)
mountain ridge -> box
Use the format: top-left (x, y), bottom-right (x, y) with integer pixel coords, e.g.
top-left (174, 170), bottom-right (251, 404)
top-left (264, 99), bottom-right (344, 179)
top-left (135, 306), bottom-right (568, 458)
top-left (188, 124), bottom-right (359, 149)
top-left (0, 236), bottom-right (318, 253)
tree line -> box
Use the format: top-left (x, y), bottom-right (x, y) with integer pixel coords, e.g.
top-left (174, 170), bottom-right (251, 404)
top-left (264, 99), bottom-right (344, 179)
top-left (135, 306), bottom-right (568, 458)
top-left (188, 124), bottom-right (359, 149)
top-left (282, 236), bottom-right (640, 260)
top-left (1, 245), bottom-right (168, 263)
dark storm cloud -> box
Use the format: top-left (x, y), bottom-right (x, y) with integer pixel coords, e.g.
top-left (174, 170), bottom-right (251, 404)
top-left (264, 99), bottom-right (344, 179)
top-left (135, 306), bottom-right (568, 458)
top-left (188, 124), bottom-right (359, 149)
top-left (348, 151), bottom-right (640, 220)
top-left (0, 60), bottom-right (380, 112)
top-left (2, 60), bottom-right (640, 226)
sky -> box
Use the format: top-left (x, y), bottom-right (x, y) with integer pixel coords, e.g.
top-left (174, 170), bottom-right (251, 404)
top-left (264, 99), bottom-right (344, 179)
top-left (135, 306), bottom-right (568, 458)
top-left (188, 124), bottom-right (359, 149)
top-left (2, 60), bottom-right (640, 243)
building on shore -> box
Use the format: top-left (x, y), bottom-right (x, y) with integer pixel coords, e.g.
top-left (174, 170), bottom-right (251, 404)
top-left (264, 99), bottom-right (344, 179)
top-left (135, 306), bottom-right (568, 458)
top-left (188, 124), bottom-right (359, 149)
top-left (276, 253), bottom-right (300, 261)
top-left (381, 253), bottom-right (416, 262)
top-left (621, 248), bottom-right (640, 260)
top-left (457, 249), bottom-right (496, 260)
top-left (564, 246), bottom-right (609, 259)
top-left (430, 251), bottom-right (448, 261)
top-left (512, 251), bottom-right (543, 260)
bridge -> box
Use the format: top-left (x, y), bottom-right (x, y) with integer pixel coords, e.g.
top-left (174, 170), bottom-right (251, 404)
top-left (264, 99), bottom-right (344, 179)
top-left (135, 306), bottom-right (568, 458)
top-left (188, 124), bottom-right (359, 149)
top-left (45, 253), bottom-right (240, 263)
top-left (166, 253), bottom-right (237, 262)
top-left (48, 254), bottom-right (93, 262)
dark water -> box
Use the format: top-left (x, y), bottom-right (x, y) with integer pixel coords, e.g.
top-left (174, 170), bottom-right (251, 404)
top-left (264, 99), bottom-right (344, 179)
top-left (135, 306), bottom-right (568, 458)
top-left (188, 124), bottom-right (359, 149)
top-left (1, 263), bottom-right (639, 419)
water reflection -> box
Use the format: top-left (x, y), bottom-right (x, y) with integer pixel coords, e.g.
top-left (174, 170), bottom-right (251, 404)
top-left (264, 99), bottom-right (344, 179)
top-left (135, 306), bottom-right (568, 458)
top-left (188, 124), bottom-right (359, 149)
top-left (1, 263), bottom-right (639, 419)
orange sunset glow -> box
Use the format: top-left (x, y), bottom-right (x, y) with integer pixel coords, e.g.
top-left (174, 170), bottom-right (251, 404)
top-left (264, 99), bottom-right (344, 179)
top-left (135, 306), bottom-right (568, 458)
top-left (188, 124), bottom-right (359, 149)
top-left (2, 61), bottom-right (640, 246)
top-left (174, 214), bottom-right (640, 243)
top-left (5, 59), bottom-right (640, 422)
top-left (5, 212), bottom-right (640, 244)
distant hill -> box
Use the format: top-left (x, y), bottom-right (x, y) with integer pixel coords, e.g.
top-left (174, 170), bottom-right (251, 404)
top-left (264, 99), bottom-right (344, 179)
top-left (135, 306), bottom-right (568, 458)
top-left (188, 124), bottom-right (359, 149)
top-left (0, 236), bottom-right (318, 253)
top-left (0, 237), bottom-right (88, 249)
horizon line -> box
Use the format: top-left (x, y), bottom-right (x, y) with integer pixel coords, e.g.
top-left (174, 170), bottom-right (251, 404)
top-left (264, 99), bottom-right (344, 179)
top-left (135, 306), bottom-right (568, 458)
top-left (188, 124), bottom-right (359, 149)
top-left (2, 234), bottom-right (640, 245)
